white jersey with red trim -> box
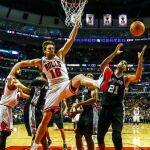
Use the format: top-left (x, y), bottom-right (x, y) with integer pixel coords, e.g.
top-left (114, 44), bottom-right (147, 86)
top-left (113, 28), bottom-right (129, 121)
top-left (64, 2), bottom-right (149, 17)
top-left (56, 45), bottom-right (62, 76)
top-left (0, 76), bottom-right (20, 107)
top-left (133, 107), bottom-right (140, 116)
top-left (41, 56), bottom-right (69, 86)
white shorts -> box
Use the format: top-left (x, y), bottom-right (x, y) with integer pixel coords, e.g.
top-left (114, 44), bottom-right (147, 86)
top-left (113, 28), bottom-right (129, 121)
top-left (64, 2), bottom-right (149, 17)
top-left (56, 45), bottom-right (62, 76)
top-left (133, 115), bottom-right (140, 122)
top-left (0, 105), bottom-right (13, 132)
top-left (44, 80), bottom-right (75, 112)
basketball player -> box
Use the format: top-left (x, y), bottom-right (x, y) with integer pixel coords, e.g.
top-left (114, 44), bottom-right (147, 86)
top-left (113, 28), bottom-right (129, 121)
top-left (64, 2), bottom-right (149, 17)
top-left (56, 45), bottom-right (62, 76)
top-left (97, 44), bottom-right (147, 150)
top-left (74, 73), bottom-right (98, 150)
top-left (11, 17), bottom-right (104, 149)
top-left (24, 74), bottom-right (49, 150)
top-left (133, 103), bottom-right (140, 128)
top-left (0, 67), bottom-right (30, 150)
top-left (70, 98), bottom-right (83, 130)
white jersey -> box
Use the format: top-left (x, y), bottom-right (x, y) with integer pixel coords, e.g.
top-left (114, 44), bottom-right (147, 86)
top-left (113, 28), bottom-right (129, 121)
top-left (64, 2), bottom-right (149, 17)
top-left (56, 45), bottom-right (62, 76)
top-left (41, 56), bottom-right (69, 86)
top-left (0, 76), bottom-right (20, 107)
top-left (133, 107), bottom-right (140, 116)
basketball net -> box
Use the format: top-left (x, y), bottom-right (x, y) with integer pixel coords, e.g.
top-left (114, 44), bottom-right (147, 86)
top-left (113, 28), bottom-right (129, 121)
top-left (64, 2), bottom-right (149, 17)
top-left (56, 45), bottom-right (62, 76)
top-left (61, 0), bottom-right (88, 27)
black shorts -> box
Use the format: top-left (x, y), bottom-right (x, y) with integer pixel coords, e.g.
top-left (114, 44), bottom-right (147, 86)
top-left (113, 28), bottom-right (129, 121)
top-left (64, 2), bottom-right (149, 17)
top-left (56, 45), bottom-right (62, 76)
top-left (98, 106), bottom-right (124, 135)
top-left (35, 108), bottom-right (43, 128)
top-left (76, 109), bottom-right (93, 135)
top-left (51, 112), bottom-right (64, 129)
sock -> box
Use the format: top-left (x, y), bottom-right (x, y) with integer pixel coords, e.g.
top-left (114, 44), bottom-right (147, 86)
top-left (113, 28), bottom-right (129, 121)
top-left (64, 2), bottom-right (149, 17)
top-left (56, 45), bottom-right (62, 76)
top-left (32, 143), bottom-right (38, 147)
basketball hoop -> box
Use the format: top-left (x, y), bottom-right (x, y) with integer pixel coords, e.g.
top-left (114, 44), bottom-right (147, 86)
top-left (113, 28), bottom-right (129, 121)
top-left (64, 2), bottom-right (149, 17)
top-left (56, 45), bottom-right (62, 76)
top-left (61, 0), bottom-right (88, 27)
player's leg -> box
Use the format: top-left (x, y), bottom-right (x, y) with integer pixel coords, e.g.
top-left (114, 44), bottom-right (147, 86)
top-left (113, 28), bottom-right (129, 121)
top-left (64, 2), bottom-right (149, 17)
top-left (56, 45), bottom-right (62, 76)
top-left (35, 108), bottom-right (49, 150)
top-left (83, 110), bottom-right (94, 150)
top-left (97, 108), bottom-right (112, 150)
top-left (136, 116), bottom-right (140, 128)
top-left (53, 111), bottom-right (67, 150)
top-left (53, 113), bottom-right (67, 149)
top-left (75, 133), bottom-right (83, 150)
top-left (112, 107), bottom-right (124, 150)
top-left (41, 132), bottom-right (48, 150)
top-left (45, 128), bottom-right (52, 147)
top-left (71, 74), bottom-right (95, 88)
top-left (75, 114), bottom-right (84, 150)
top-left (59, 128), bottom-right (67, 150)
top-left (133, 116), bottom-right (136, 128)
top-left (0, 131), bottom-right (11, 150)
top-left (84, 134), bottom-right (94, 150)
top-left (71, 67), bottom-right (112, 89)
top-left (31, 110), bottom-right (53, 150)
top-left (0, 106), bottom-right (12, 150)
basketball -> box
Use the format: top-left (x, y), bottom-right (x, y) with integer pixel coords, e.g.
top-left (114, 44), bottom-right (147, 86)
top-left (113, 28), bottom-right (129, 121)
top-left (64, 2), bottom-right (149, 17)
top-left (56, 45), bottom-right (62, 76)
top-left (130, 21), bottom-right (145, 36)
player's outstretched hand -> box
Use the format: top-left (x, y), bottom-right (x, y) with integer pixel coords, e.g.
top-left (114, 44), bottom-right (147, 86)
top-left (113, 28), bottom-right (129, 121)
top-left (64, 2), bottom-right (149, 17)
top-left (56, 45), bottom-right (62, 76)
top-left (115, 43), bottom-right (124, 55)
top-left (138, 45), bottom-right (147, 59)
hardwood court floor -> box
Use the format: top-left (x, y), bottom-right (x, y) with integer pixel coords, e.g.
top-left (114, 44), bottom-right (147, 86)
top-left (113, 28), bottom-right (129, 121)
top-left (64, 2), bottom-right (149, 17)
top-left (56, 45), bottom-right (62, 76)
top-left (6, 123), bottom-right (150, 149)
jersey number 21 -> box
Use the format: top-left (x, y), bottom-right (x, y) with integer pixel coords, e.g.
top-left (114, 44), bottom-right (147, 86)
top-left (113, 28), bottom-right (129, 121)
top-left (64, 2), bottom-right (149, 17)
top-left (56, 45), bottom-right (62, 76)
top-left (108, 84), bottom-right (119, 95)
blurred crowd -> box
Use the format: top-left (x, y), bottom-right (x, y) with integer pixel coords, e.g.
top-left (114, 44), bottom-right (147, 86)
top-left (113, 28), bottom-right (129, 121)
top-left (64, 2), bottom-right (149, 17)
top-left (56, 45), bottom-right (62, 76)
top-left (124, 94), bottom-right (150, 124)
top-left (0, 18), bottom-right (149, 38)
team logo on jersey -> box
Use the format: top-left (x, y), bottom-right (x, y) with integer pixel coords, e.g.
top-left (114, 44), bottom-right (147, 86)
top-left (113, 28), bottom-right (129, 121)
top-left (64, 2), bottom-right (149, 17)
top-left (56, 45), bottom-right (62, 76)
top-left (111, 78), bottom-right (123, 85)
top-left (44, 61), bottom-right (61, 71)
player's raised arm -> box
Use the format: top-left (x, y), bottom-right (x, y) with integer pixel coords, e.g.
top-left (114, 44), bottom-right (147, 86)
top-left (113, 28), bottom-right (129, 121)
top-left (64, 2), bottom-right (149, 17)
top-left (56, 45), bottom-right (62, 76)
top-left (100, 43), bottom-right (123, 72)
top-left (9, 59), bottom-right (42, 77)
top-left (125, 45), bottom-right (147, 87)
top-left (57, 19), bottom-right (80, 59)
top-left (20, 91), bottom-right (30, 99)
top-left (14, 80), bottom-right (31, 94)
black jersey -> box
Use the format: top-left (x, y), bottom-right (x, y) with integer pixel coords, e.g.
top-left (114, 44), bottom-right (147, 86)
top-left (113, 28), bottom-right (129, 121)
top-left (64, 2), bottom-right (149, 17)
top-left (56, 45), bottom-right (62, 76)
top-left (30, 79), bottom-right (48, 109)
top-left (78, 86), bottom-right (93, 111)
top-left (29, 86), bottom-right (47, 109)
top-left (102, 71), bottom-right (125, 107)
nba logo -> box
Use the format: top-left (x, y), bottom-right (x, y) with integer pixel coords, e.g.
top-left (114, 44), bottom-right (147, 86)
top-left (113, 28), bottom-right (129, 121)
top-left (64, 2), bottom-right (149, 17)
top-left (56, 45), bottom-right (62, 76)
top-left (103, 14), bottom-right (112, 26)
top-left (86, 14), bottom-right (94, 26)
top-left (119, 14), bottom-right (127, 26)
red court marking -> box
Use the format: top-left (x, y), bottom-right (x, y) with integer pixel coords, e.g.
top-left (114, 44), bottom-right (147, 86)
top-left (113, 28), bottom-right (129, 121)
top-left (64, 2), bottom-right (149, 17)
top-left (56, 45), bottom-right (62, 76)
top-left (6, 146), bottom-right (150, 150)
